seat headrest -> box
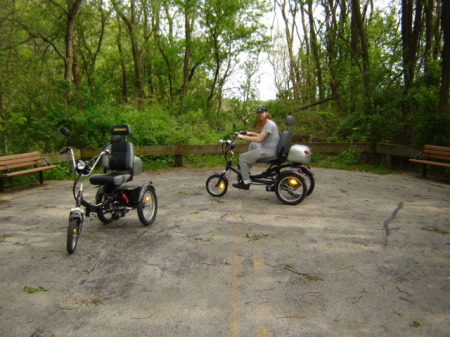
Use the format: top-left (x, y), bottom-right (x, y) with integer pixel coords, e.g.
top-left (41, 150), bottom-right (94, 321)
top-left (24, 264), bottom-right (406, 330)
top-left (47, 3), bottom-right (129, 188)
top-left (111, 124), bottom-right (132, 136)
top-left (285, 116), bottom-right (294, 126)
top-left (110, 135), bottom-right (122, 143)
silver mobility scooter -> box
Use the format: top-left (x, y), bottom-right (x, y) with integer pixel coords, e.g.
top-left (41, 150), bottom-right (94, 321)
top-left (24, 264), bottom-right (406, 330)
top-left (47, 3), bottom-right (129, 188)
top-left (206, 116), bottom-right (314, 205)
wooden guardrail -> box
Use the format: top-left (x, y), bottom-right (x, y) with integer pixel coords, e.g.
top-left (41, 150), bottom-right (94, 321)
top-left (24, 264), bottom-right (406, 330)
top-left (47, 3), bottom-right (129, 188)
top-left (43, 142), bottom-right (420, 168)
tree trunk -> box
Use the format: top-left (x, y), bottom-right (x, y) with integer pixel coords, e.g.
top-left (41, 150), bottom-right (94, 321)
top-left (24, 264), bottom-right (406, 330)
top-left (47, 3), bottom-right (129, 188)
top-left (277, 0), bottom-right (301, 101)
top-left (424, 0), bottom-right (434, 71)
top-left (307, 0), bottom-right (324, 100)
top-left (438, 0), bottom-right (450, 120)
top-left (401, 0), bottom-right (423, 143)
top-left (65, 0), bottom-right (83, 83)
top-left (116, 17), bottom-right (128, 102)
top-left (113, 0), bottom-right (144, 102)
top-left (351, 0), bottom-right (372, 109)
top-left (323, 0), bottom-right (345, 112)
top-left (0, 88), bottom-right (7, 154)
top-left (181, 7), bottom-right (192, 99)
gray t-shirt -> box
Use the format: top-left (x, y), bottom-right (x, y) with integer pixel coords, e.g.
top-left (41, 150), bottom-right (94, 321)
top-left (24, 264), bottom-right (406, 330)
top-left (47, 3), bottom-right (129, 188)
top-left (260, 119), bottom-right (280, 154)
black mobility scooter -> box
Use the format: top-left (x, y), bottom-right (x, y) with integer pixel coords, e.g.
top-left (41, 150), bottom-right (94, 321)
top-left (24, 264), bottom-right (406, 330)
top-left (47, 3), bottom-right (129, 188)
top-left (60, 124), bottom-right (157, 254)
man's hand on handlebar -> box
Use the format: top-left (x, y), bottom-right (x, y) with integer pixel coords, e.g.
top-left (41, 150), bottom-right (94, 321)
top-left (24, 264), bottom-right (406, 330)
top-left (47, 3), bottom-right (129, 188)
top-left (235, 131), bottom-right (247, 140)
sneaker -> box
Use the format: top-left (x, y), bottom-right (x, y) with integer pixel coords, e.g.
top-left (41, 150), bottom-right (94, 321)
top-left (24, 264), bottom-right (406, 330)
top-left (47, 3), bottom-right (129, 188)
top-left (232, 182), bottom-right (250, 190)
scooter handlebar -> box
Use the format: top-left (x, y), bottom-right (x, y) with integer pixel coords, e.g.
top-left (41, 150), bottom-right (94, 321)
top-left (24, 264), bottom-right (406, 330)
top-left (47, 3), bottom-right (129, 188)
top-left (234, 131), bottom-right (247, 137)
top-left (59, 147), bottom-right (71, 155)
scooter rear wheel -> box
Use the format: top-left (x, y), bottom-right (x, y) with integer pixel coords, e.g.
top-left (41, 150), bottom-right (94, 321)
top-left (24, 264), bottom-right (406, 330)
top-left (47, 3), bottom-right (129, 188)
top-left (206, 174), bottom-right (228, 197)
top-left (300, 168), bottom-right (315, 196)
top-left (67, 219), bottom-right (80, 254)
top-left (275, 172), bottom-right (307, 205)
top-left (137, 186), bottom-right (157, 226)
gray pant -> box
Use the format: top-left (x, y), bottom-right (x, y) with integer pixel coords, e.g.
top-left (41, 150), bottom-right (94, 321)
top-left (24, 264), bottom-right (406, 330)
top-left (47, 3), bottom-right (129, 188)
top-left (238, 142), bottom-right (274, 183)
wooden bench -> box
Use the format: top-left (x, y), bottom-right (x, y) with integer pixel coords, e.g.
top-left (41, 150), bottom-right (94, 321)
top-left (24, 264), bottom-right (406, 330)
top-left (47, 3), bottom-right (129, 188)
top-left (409, 145), bottom-right (450, 177)
top-left (0, 151), bottom-right (56, 192)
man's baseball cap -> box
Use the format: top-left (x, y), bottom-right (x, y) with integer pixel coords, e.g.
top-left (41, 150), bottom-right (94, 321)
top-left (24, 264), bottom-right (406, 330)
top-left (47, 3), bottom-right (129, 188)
top-left (256, 106), bottom-right (267, 113)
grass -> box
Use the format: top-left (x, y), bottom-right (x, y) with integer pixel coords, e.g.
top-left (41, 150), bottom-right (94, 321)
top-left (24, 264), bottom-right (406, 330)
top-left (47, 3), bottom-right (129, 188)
top-left (310, 152), bottom-right (400, 175)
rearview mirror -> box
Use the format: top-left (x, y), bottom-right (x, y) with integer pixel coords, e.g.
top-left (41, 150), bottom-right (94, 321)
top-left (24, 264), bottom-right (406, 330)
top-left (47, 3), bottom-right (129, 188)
top-left (60, 127), bottom-right (70, 137)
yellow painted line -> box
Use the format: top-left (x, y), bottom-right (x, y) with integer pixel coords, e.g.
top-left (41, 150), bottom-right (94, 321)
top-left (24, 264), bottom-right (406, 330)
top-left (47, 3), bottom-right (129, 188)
top-left (254, 252), bottom-right (270, 336)
top-left (253, 252), bottom-right (264, 268)
top-left (256, 325), bottom-right (271, 337)
top-left (230, 200), bottom-right (243, 337)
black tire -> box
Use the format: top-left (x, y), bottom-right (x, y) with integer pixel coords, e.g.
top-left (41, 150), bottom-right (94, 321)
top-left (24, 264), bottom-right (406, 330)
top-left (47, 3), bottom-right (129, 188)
top-left (206, 174), bottom-right (228, 197)
top-left (275, 172), bottom-right (307, 205)
top-left (300, 167), bottom-right (315, 196)
top-left (95, 187), bottom-right (114, 224)
top-left (67, 219), bottom-right (80, 254)
top-left (137, 186), bottom-right (157, 226)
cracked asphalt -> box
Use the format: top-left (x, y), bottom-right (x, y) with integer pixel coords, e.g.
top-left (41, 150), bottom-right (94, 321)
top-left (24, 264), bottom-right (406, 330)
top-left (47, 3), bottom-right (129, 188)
top-left (0, 167), bottom-right (449, 337)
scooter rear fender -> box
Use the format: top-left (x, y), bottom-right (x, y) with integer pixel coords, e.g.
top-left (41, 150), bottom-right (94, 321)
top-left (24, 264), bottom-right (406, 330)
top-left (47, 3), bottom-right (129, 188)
top-left (119, 182), bottom-right (155, 205)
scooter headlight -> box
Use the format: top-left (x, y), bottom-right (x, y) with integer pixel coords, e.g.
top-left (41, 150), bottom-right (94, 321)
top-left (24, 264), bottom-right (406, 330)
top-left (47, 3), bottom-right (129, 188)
top-left (76, 160), bottom-right (85, 168)
top-left (76, 160), bottom-right (86, 172)
top-left (76, 160), bottom-right (91, 175)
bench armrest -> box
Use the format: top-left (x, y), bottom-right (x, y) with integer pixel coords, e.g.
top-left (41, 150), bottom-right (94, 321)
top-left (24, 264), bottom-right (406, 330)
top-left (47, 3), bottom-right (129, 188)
top-left (40, 157), bottom-right (52, 166)
top-left (0, 164), bottom-right (11, 172)
top-left (414, 151), bottom-right (423, 159)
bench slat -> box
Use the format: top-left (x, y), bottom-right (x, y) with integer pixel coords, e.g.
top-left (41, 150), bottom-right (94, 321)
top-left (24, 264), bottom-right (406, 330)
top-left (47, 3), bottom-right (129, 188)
top-left (1, 160), bottom-right (42, 170)
top-left (420, 152), bottom-right (450, 161)
top-left (422, 145), bottom-right (450, 158)
top-left (424, 144), bottom-right (450, 152)
top-left (409, 159), bottom-right (450, 169)
top-left (0, 151), bottom-right (41, 161)
top-left (0, 165), bottom-right (56, 178)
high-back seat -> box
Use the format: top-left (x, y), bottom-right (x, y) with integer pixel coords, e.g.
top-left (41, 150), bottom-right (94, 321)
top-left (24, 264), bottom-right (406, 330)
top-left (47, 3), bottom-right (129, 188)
top-left (90, 125), bottom-right (135, 186)
top-left (256, 116), bottom-right (294, 165)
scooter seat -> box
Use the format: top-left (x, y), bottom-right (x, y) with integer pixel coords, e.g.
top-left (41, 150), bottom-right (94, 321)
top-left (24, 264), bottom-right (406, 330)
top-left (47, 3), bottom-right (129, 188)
top-left (90, 173), bottom-right (131, 186)
top-left (256, 156), bottom-right (279, 164)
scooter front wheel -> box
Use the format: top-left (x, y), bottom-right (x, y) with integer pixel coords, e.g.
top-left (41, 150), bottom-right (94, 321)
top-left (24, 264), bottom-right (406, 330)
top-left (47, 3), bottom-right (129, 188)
top-left (275, 172), bottom-right (307, 205)
top-left (137, 186), bottom-right (158, 226)
top-left (67, 219), bottom-right (80, 254)
top-left (206, 174), bottom-right (228, 197)
top-left (95, 187), bottom-right (114, 224)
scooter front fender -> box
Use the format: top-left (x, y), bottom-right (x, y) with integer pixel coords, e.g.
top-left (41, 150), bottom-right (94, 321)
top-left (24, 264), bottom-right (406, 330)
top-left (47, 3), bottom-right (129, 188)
top-left (69, 208), bottom-right (84, 221)
top-left (69, 208), bottom-right (85, 232)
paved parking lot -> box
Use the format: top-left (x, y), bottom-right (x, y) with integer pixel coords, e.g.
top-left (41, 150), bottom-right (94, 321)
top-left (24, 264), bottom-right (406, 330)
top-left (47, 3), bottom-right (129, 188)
top-left (0, 167), bottom-right (449, 337)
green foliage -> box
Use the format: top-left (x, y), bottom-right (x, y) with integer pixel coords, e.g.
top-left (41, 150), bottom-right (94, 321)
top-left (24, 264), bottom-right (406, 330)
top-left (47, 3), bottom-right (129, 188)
top-left (330, 109), bottom-right (396, 142)
top-left (408, 62), bottom-right (450, 147)
top-left (294, 110), bottom-right (339, 142)
top-left (48, 163), bottom-right (74, 180)
top-left (335, 148), bottom-right (361, 166)
top-left (0, 0), bottom-right (449, 159)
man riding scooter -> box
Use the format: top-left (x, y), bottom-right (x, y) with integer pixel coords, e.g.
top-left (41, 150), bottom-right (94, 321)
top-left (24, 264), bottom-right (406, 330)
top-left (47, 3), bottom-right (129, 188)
top-left (233, 106), bottom-right (280, 190)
